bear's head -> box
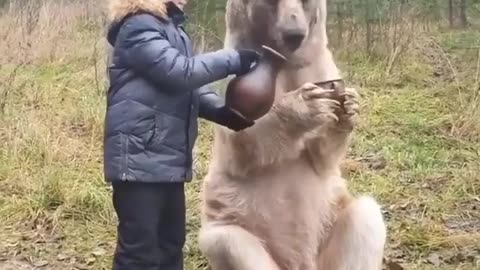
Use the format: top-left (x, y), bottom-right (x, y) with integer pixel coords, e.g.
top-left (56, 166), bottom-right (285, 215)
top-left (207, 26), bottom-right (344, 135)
top-left (226, 0), bottom-right (326, 65)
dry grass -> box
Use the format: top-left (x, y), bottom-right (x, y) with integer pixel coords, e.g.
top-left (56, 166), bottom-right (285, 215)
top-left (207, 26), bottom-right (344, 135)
top-left (0, 1), bottom-right (479, 269)
top-left (0, 0), bottom-right (106, 65)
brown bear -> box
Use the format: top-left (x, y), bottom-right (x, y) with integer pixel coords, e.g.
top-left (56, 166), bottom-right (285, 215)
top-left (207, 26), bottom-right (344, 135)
top-left (198, 0), bottom-right (387, 269)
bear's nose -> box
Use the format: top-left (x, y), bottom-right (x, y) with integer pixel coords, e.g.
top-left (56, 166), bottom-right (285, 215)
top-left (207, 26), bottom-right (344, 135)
top-left (282, 30), bottom-right (305, 50)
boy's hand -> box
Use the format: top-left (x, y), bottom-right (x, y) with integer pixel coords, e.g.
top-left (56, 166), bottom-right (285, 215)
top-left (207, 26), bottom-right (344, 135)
top-left (217, 106), bottom-right (255, 132)
top-left (236, 49), bottom-right (261, 76)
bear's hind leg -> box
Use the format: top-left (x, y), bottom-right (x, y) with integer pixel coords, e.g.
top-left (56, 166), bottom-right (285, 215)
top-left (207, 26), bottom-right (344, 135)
top-left (199, 224), bottom-right (280, 270)
top-left (317, 196), bottom-right (386, 270)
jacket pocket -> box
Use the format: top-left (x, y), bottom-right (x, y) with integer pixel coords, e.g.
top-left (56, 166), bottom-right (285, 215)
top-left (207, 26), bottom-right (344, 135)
top-left (143, 125), bottom-right (155, 146)
top-left (142, 113), bottom-right (166, 147)
top-left (104, 132), bottom-right (128, 181)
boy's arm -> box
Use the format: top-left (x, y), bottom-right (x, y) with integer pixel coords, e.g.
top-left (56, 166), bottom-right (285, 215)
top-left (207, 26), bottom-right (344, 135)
top-left (197, 86), bottom-right (254, 131)
top-left (197, 86), bottom-right (224, 121)
top-left (121, 14), bottom-right (249, 91)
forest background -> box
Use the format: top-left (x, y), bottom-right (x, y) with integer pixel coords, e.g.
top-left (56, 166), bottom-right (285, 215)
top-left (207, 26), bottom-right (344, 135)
top-left (0, 0), bottom-right (479, 269)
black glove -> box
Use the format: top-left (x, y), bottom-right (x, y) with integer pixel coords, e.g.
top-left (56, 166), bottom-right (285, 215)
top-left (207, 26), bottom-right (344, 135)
top-left (236, 49), bottom-right (261, 76)
top-left (216, 106), bottom-right (255, 132)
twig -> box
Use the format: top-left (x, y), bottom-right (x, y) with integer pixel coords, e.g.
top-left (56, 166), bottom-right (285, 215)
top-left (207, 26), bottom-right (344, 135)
top-left (92, 34), bottom-right (101, 96)
top-left (427, 37), bottom-right (462, 102)
top-left (474, 48), bottom-right (480, 103)
top-left (385, 46), bottom-right (399, 75)
top-left (0, 64), bottom-right (24, 115)
top-left (447, 46), bottom-right (480, 50)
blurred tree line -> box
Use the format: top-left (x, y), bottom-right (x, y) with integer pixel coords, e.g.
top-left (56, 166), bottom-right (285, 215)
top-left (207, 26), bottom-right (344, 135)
top-left (184, 0), bottom-right (479, 54)
top-left (1, 0), bottom-right (479, 54)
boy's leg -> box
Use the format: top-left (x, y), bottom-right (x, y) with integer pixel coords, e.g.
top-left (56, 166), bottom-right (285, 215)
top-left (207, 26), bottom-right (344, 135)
top-left (111, 182), bottom-right (186, 270)
top-left (158, 183), bottom-right (186, 270)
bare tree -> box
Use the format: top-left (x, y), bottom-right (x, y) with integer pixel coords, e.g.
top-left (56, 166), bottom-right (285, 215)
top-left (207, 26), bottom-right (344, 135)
top-left (449, 0), bottom-right (455, 27)
top-left (365, 0), bottom-right (372, 54)
top-left (460, 0), bottom-right (469, 27)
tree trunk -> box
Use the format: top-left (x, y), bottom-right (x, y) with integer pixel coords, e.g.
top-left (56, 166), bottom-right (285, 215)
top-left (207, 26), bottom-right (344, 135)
top-left (365, 0), bottom-right (372, 54)
top-left (336, 1), bottom-right (343, 47)
top-left (460, 0), bottom-right (468, 28)
top-left (449, 0), bottom-right (454, 28)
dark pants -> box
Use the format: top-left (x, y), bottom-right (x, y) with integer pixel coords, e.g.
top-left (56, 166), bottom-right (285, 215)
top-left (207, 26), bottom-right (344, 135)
top-left (111, 181), bottom-right (186, 270)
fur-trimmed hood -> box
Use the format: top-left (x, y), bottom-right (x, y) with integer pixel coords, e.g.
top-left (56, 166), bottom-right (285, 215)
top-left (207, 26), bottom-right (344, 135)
top-left (107, 0), bottom-right (168, 22)
top-left (106, 0), bottom-right (186, 46)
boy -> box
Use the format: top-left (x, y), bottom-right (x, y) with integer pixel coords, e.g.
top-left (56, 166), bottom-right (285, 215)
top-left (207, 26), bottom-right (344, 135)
top-left (104, 0), bottom-right (260, 269)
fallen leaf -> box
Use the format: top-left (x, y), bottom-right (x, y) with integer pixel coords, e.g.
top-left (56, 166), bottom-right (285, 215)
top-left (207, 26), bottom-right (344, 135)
top-left (385, 259), bottom-right (404, 270)
top-left (86, 257), bottom-right (96, 264)
top-left (33, 260), bottom-right (49, 267)
top-left (75, 263), bottom-right (90, 270)
top-left (370, 158), bottom-right (387, 170)
top-left (92, 247), bottom-right (106, 257)
top-left (427, 253), bottom-right (442, 266)
top-left (341, 158), bottom-right (363, 173)
top-left (399, 202), bottom-right (410, 210)
top-left (5, 242), bottom-right (20, 248)
top-left (57, 254), bottom-right (68, 261)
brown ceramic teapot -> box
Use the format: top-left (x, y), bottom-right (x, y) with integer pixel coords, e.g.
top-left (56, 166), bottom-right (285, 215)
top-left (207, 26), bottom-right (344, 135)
top-left (225, 45), bottom-right (287, 121)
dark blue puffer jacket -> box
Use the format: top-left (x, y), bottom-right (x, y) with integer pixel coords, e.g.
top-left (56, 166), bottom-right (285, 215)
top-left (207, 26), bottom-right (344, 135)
top-left (104, 1), bottom-right (243, 183)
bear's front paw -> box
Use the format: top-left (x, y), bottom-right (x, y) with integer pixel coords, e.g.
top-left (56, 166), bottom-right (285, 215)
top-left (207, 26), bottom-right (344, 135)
top-left (337, 87), bottom-right (360, 131)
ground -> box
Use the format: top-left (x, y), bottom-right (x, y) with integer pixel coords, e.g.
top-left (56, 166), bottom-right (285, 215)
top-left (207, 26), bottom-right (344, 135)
top-left (0, 6), bottom-right (479, 270)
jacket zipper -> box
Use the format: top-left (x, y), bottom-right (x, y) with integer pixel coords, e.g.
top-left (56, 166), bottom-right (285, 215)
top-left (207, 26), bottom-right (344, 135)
top-left (121, 132), bottom-right (128, 181)
top-left (180, 26), bottom-right (192, 179)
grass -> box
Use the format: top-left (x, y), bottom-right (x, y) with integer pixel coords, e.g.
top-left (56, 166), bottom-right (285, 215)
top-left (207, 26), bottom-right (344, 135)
top-left (1, 1), bottom-right (480, 270)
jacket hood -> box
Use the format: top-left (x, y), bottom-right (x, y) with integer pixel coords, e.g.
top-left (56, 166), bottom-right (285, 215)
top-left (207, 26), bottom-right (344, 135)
top-left (107, 0), bottom-right (167, 23)
top-left (106, 0), bottom-right (185, 46)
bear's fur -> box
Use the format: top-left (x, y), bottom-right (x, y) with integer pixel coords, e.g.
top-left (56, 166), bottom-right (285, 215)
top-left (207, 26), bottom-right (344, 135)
top-left (198, 0), bottom-right (387, 269)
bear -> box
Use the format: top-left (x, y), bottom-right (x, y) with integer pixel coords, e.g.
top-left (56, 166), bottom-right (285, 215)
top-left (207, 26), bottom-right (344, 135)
top-left (198, 0), bottom-right (387, 269)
